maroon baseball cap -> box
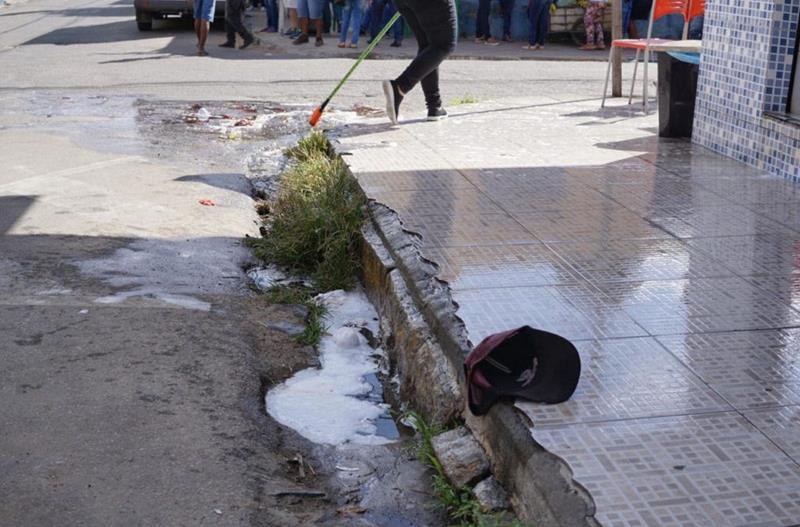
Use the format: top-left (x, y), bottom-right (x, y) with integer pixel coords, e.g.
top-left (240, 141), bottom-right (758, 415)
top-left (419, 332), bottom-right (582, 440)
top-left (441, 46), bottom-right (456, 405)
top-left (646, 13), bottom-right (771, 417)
top-left (464, 326), bottom-right (581, 416)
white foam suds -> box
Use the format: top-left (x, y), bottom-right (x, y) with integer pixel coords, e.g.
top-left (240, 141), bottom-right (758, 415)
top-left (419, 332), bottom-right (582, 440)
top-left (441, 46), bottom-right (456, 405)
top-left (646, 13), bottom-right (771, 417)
top-left (266, 289), bottom-right (395, 446)
top-left (94, 289), bottom-right (211, 311)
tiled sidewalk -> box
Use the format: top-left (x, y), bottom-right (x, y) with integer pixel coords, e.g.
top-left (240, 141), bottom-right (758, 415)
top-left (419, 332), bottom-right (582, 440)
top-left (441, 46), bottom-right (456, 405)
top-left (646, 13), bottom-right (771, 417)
top-left (337, 96), bottom-right (800, 527)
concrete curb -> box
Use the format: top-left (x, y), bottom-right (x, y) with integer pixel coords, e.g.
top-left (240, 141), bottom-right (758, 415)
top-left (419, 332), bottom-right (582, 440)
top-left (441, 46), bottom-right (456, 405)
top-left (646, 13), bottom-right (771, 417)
top-left (356, 199), bottom-right (598, 526)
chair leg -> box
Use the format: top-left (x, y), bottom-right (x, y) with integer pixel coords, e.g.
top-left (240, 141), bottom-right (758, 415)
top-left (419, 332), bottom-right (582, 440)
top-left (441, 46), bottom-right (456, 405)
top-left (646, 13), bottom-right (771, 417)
top-left (643, 47), bottom-right (650, 113)
top-left (601, 47), bottom-right (613, 108)
top-left (628, 49), bottom-right (640, 105)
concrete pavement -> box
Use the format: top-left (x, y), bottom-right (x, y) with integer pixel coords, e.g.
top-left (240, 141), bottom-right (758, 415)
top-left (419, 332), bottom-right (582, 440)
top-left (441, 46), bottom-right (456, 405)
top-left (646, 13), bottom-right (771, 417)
top-left (338, 96), bottom-right (800, 527)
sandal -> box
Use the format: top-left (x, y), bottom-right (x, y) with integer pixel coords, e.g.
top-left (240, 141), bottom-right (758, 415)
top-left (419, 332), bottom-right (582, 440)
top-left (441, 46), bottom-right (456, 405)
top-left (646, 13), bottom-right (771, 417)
top-left (348, 43), bottom-right (357, 48)
top-left (579, 44), bottom-right (597, 50)
top-left (337, 41), bottom-right (346, 48)
top-left (521, 44), bottom-right (538, 50)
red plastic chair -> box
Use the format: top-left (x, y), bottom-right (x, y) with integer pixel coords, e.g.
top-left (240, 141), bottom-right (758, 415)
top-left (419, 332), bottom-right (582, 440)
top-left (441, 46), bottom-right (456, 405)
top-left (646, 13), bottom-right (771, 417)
top-left (601, 0), bottom-right (692, 112)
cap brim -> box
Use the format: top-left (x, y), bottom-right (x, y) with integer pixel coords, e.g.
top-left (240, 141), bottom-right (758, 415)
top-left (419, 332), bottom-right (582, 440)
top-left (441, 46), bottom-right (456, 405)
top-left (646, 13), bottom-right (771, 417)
top-left (467, 367), bottom-right (501, 416)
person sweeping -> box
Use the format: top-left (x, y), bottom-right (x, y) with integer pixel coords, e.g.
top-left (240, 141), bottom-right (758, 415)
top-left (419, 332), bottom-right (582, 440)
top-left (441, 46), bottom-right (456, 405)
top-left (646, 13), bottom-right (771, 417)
top-left (308, 0), bottom-right (456, 127)
top-left (381, 0), bottom-right (457, 123)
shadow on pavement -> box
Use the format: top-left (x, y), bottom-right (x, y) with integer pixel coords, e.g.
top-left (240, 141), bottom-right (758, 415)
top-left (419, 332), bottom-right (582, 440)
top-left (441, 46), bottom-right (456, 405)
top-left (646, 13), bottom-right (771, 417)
top-left (175, 173), bottom-right (253, 196)
top-left (0, 196), bottom-right (36, 235)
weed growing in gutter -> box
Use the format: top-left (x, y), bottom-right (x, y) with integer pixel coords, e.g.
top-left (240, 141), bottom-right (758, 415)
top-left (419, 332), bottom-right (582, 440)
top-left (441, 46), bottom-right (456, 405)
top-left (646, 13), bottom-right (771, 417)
top-left (247, 131), bottom-right (366, 291)
top-left (406, 412), bottom-right (527, 527)
top-left (264, 284), bottom-right (328, 347)
top-left (246, 130), bottom-right (363, 345)
top-left (284, 130), bottom-right (332, 162)
top-left (296, 298), bottom-right (327, 346)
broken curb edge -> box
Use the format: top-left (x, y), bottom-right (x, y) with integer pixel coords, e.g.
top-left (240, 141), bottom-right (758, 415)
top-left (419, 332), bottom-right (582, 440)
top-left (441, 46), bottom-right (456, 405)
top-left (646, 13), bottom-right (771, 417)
top-left (345, 152), bottom-right (599, 527)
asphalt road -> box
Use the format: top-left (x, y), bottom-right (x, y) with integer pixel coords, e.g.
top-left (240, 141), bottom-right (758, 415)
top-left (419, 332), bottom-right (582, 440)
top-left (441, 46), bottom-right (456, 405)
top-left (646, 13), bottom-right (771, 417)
top-left (0, 0), bottom-right (634, 111)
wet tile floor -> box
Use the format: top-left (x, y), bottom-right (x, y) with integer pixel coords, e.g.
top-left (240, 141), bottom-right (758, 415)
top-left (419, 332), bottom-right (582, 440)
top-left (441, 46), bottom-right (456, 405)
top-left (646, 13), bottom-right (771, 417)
top-left (336, 96), bottom-right (800, 527)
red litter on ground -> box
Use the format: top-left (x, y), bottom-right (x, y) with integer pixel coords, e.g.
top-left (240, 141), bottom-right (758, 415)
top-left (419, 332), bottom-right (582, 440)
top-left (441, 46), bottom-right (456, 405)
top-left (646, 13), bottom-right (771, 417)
top-left (199, 199), bottom-right (215, 206)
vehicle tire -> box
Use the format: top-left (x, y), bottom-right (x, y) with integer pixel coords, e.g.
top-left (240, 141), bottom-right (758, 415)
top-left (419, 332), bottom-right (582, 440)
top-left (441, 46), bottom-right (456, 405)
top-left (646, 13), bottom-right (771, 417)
top-left (136, 9), bottom-right (153, 31)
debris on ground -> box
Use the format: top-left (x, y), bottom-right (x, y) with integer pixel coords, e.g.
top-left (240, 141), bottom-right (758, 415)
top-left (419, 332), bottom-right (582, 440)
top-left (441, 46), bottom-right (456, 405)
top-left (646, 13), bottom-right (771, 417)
top-left (198, 199), bottom-right (215, 206)
top-left (352, 104), bottom-right (383, 117)
top-left (247, 265), bottom-right (288, 290)
top-left (271, 490), bottom-right (327, 499)
top-left (337, 505), bottom-right (368, 516)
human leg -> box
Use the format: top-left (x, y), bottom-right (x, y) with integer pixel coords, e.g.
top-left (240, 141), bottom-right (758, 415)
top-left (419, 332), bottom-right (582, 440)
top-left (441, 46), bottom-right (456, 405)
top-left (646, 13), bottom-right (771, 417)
top-left (581, 4), bottom-right (597, 48)
top-left (476, 0), bottom-right (490, 40)
top-left (222, 0), bottom-right (236, 43)
top-left (198, 20), bottom-right (210, 50)
top-left (322, 0), bottom-right (331, 33)
top-left (339, 0), bottom-right (352, 43)
top-left (536, 0), bottom-right (551, 46)
top-left (288, 5), bottom-right (299, 31)
top-left (388, 2), bottom-right (403, 44)
top-left (526, 0), bottom-right (545, 46)
top-left (594, 5), bottom-right (605, 46)
top-left (501, 0), bottom-right (515, 40)
top-left (294, 0), bottom-right (311, 41)
top-left (370, 0), bottom-right (386, 40)
top-left (304, 0), bottom-right (323, 42)
top-left (621, 0), bottom-right (632, 37)
top-left (349, 0), bottom-right (364, 44)
top-left (226, 0), bottom-right (255, 43)
top-left (394, 0), bottom-right (456, 109)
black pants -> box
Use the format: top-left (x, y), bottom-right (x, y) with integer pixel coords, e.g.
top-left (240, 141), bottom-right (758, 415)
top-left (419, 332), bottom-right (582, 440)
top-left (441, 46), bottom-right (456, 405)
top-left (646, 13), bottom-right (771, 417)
top-left (394, 0), bottom-right (457, 110)
top-left (225, 0), bottom-right (254, 43)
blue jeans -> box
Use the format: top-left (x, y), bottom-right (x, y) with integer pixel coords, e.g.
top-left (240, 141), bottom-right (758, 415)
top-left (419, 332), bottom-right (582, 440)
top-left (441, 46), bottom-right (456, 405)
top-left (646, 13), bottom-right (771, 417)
top-left (340, 0), bottom-right (365, 43)
top-left (527, 0), bottom-right (551, 45)
top-left (500, 0), bottom-right (515, 38)
top-left (370, 0), bottom-right (404, 42)
top-left (622, 0), bottom-right (632, 37)
top-left (265, 0), bottom-right (278, 30)
top-left (688, 15), bottom-right (703, 39)
top-left (193, 0), bottom-right (216, 21)
top-left (633, 14), bottom-right (684, 39)
top-left (476, 0), bottom-right (492, 38)
top-left (297, 0), bottom-right (324, 19)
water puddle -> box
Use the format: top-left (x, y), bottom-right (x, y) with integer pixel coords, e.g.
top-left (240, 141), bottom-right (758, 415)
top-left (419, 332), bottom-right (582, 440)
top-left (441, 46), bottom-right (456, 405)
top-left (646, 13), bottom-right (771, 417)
top-left (265, 288), bottom-right (400, 446)
top-left (76, 238), bottom-right (245, 311)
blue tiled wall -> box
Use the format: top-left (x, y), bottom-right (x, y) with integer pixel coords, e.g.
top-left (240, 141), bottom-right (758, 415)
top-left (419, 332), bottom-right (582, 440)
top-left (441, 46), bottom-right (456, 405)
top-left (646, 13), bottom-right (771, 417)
top-left (693, 0), bottom-right (800, 181)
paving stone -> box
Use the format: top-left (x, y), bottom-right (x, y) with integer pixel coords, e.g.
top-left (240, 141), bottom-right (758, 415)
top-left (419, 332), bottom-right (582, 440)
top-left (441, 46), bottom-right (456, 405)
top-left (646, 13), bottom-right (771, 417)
top-left (473, 476), bottom-right (510, 512)
top-left (431, 427), bottom-right (490, 489)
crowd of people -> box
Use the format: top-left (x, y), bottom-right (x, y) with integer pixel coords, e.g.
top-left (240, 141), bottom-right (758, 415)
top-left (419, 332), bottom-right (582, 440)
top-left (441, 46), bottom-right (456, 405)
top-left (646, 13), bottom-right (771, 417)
top-left (193, 0), bottom-right (693, 57)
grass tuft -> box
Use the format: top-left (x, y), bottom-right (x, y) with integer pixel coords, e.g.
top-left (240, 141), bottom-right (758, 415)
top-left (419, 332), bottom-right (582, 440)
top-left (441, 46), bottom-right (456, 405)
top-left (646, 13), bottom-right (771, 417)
top-left (284, 130), bottom-right (332, 162)
top-left (449, 94), bottom-right (479, 106)
top-left (405, 412), bottom-right (528, 527)
top-left (263, 284), bottom-right (328, 347)
top-left (296, 298), bottom-right (327, 346)
top-left (249, 131), bottom-right (365, 291)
